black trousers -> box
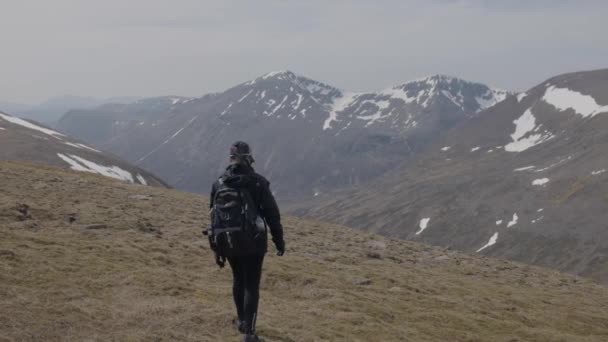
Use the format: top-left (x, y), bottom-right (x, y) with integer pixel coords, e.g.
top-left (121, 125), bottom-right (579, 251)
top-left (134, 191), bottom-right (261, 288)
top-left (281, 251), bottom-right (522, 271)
top-left (227, 254), bottom-right (265, 333)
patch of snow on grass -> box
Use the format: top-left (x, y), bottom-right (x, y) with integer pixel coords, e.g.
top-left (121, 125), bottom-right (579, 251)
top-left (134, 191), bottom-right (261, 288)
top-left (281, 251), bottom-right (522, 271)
top-left (57, 153), bottom-right (135, 182)
top-left (415, 218), bottom-right (430, 235)
top-left (496, 220), bottom-right (503, 225)
top-left (471, 147), bottom-right (480, 152)
top-left (532, 178), bottom-right (549, 186)
top-left (441, 146), bottom-right (451, 152)
top-left (0, 113), bottom-right (65, 138)
top-left (542, 86), bottom-right (608, 118)
top-left (505, 108), bottom-right (554, 152)
top-left (591, 169), bottom-right (606, 176)
top-left (477, 232), bottom-right (498, 252)
top-left (136, 174), bottom-right (148, 185)
top-left (507, 213), bottom-right (518, 228)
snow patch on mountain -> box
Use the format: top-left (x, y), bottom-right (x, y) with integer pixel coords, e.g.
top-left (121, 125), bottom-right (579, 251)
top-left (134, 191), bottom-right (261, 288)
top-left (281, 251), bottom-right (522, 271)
top-left (238, 90), bottom-right (254, 103)
top-left (531, 216), bottom-right (544, 224)
top-left (269, 95), bottom-right (289, 116)
top-left (415, 218), bottom-right (431, 235)
top-left (262, 70), bottom-right (289, 80)
top-left (477, 232), bottom-right (498, 252)
top-left (57, 153), bottom-right (135, 183)
top-left (534, 156), bottom-right (572, 172)
top-left (137, 116), bottom-right (199, 162)
top-left (220, 103), bottom-right (233, 116)
top-left (507, 213), bottom-right (518, 228)
top-left (514, 165), bottom-right (536, 172)
top-left (0, 112), bottom-right (65, 138)
top-left (542, 86), bottom-right (608, 118)
top-left (136, 174), bottom-right (148, 185)
top-left (476, 88), bottom-right (508, 110)
top-left (505, 109), bottom-right (554, 152)
top-left (324, 92), bottom-right (360, 130)
top-left (516, 92), bottom-right (528, 102)
top-left (532, 178), bottom-right (549, 186)
top-left (591, 169), bottom-right (606, 176)
top-left (63, 142), bottom-right (101, 153)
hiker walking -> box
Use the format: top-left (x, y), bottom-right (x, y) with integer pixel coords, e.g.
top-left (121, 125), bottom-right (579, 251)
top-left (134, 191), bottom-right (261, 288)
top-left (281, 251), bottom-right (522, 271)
top-left (207, 141), bottom-right (285, 342)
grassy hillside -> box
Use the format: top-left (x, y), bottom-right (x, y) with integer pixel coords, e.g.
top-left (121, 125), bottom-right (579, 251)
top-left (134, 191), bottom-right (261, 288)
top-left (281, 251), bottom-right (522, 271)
top-left (1, 161), bottom-right (607, 341)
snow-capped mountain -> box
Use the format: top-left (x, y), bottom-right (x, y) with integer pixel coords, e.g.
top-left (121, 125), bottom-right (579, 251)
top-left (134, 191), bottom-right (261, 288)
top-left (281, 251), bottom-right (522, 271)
top-left (294, 68), bottom-right (608, 283)
top-left (0, 111), bottom-right (167, 186)
top-left (323, 74), bottom-right (508, 132)
top-left (56, 71), bottom-right (510, 200)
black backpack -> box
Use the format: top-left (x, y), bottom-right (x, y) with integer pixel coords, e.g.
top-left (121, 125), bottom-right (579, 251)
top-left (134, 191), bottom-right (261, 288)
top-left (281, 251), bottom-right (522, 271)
top-left (210, 175), bottom-right (266, 257)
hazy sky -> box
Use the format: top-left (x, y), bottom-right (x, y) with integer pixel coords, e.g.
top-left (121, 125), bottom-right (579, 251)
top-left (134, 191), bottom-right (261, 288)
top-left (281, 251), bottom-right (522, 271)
top-left (1, 0), bottom-right (607, 103)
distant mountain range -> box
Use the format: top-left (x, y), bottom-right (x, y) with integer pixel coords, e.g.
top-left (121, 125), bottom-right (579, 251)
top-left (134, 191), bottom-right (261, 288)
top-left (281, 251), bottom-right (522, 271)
top-left (0, 95), bottom-right (141, 126)
top-left (57, 71), bottom-right (509, 200)
top-left (0, 110), bottom-right (166, 187)
top-left (294, 69), bottom-right (608, 283)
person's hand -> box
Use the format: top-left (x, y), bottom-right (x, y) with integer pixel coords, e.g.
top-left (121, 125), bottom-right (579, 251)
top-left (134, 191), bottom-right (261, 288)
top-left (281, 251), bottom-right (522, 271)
top-left (215, 254), bottom-right (226, 268)
top-left (274, 239), bottom-right (285, 256)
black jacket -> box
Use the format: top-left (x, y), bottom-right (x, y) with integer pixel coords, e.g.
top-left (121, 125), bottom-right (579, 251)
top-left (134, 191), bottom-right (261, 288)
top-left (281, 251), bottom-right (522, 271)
top-left (210, 163), bottom-right (284, 254)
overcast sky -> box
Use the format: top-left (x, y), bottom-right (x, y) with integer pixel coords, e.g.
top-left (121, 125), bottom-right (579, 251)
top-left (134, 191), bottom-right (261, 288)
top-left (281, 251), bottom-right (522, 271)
top-left (1, 0), bottom-right (607, 103)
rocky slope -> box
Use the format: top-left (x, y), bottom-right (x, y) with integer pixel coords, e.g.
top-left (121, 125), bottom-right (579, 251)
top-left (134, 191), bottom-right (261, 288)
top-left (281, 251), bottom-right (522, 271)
top-left (0, 111), bottom-right (166, 187)
top-left (1, 161), bottom-right (607, 341)
top-left (57, 71), bottom-right (509, 200)
top-left (294, 69), bottom-right (608, 283)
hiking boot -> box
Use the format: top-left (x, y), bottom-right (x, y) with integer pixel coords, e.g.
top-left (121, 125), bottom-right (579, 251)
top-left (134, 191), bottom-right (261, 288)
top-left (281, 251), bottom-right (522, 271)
top-left (242, 334), bottom-right (264, 342)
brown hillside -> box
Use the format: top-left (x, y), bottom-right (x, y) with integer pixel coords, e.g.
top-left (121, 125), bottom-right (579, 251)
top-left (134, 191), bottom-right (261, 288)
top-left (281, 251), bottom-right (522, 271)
top-left (0, 161), bottom-right (607, 341)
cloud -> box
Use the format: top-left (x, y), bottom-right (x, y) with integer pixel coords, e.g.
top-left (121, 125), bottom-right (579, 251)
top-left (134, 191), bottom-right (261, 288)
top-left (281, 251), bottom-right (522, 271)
top-left (0, 0), bottom-right (606, 103)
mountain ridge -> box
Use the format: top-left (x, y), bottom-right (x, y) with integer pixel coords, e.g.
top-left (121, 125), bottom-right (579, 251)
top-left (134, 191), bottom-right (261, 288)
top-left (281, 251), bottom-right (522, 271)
top-left (292, 68), bottom-right (608, 283)
top-left (0, 110), bottom-right (167, 187)
top-left (57, 71), bottom-right (512, 200)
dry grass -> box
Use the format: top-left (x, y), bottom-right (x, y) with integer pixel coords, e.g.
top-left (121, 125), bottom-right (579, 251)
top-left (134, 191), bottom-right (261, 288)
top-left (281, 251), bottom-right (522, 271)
top-left (1, 161), bottom-right (607, 341)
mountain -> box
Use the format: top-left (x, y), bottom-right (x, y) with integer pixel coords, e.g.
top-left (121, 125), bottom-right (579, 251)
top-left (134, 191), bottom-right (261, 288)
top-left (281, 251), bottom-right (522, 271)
top-left (293, 68), bottom-right (608, 283)
top-left (0, 101), bottom-right (32, 114)
top-left (1, 160), bottom-right (607, 341)
top-left (56, 71), bottom-right (510, 200)
top-left (1, 95), bottom-right (142, 126)
top-left (0, 110), bottom-right (166, 187)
